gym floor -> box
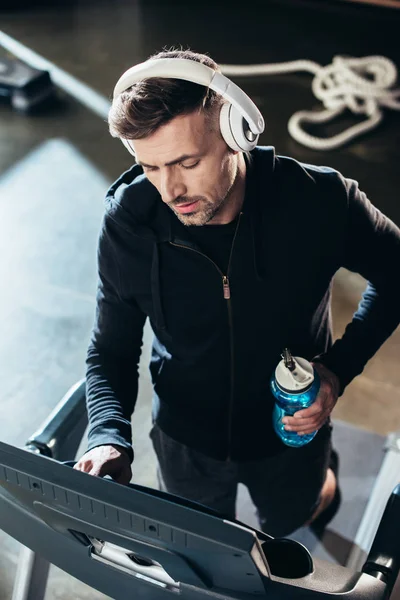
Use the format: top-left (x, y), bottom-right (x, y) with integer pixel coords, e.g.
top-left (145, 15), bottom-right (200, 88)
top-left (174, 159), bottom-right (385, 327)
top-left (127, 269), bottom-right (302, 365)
top-left (0, 0), bottom-right (399, 598)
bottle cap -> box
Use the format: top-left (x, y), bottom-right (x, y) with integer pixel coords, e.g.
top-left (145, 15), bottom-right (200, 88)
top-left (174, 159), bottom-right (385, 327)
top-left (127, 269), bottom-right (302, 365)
top-left (275, 353), bottom-right (314, 394)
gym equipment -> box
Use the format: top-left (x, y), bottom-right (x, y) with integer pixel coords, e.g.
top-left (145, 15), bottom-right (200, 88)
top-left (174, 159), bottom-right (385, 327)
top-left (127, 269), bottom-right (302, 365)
top-left (347, 430), bottom-right (400, 572)
top-left (0, 53), bottom-right (55, 111)
top-left (220, 55), bottom-right (400, 150)
top-left (0, 381), bottom-right (399, 599)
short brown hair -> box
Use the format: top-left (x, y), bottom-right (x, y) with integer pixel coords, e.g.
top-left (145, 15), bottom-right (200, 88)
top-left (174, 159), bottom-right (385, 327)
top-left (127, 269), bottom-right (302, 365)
top-left (108, 48), bottom-right (222, 141)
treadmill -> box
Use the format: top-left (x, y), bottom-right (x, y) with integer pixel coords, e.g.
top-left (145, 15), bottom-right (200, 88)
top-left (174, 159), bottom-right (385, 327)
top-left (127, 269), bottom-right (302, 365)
top-left (0, 381), bottom-right (399, 600)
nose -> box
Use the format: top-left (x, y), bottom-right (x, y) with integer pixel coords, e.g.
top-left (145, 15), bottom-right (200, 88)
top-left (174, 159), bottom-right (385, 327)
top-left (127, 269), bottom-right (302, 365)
top-left (160, 169), bottom-right (186, 204)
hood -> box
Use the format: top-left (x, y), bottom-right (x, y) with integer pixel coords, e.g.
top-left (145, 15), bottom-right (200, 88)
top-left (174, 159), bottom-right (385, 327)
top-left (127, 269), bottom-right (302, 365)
top-left (105, 165), bottom-right (172, 242)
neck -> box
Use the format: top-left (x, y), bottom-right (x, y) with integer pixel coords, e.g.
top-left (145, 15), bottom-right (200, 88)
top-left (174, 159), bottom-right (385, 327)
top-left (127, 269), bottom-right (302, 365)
top-left (208, 153), bottom-right (247, 225)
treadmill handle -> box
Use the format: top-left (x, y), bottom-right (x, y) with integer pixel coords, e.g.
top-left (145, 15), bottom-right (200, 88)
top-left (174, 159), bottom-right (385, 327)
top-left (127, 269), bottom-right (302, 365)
top-left (362, 484), bottom-right (400, 599)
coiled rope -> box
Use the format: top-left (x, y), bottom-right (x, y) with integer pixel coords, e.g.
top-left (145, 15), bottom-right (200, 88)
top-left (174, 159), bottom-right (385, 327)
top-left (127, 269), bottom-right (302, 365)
top-left (221, 55), bottom-right (400, 150)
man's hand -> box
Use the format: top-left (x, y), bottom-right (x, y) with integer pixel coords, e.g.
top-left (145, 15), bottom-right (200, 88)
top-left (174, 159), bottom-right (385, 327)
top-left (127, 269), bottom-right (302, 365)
top-left (73, 445), bottom-right (132, 485)
top-left (282, 363), bottom-right (340, 435)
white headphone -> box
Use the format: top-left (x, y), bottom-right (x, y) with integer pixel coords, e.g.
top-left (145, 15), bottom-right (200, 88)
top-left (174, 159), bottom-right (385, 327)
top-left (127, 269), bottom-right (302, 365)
top-left (112, 58), bottom-right (265, 156)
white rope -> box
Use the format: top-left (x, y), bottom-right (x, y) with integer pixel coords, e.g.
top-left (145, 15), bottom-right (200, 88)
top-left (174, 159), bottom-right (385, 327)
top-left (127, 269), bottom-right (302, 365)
top-left (220, 55), bottom-right (400, 150)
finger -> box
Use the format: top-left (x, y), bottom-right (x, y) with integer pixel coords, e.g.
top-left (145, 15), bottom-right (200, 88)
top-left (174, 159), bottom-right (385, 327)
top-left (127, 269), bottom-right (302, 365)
top-left (292, 401), bottom-right (323, 419)
top-left (285, 421), bottom-right (319, 433)
top-left (89, 464), bottom-right (106, 478)
top-left (284, 415), bottom-right (320, 428)
top-left (288, 424), bottom-right (321, 434)
top-left (298, 420), bottom-right (326, 434)
top-left (286, 413), bottom-right (327, 427)
top-left (73, 461), bottom-right (92, 473)
top-left (286, 418), bottom-right (327, 433)
top-left (285, 423), bottom-right (319, 433)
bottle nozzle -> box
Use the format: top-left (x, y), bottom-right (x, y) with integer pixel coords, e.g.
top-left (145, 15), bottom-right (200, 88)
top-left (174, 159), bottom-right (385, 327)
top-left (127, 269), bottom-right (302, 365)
top-left (282, 348), bottom-right (296, 371)
top-left (276, 349), bottom-right (315, 392)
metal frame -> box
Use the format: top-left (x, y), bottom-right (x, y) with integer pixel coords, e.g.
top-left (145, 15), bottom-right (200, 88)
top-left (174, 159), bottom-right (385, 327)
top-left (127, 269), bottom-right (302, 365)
top-left (346, 431), bottom-right (400, 572)
top-left (12, 380), bottom-right (87, 600)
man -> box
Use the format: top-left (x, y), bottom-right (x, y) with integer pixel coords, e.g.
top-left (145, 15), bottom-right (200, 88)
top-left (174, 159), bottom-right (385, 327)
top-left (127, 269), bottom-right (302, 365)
top-left (74, 49), bottom-right (400, 538)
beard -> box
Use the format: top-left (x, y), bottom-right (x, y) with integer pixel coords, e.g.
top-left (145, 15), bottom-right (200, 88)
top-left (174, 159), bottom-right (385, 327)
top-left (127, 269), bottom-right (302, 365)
top-left (168, 172), bottom-right (238, 227)
top-left (169, 195), bottom-right (227, 226)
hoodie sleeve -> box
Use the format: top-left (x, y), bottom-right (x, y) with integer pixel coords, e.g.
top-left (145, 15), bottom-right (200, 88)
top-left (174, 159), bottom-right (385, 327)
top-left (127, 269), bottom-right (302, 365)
top-left (85, 217), bottom-right (146, 462)
top-left (313, 176), bottom-right (400, 394)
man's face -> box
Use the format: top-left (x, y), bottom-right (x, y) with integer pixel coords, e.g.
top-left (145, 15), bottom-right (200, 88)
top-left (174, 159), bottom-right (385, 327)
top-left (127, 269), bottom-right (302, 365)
top-left (132, 109), bottom-right (238, 226)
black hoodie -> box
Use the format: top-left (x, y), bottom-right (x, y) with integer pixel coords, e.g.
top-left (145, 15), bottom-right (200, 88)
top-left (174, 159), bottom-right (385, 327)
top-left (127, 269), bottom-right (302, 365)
top-left (85, 146), bottom-right (400, 462)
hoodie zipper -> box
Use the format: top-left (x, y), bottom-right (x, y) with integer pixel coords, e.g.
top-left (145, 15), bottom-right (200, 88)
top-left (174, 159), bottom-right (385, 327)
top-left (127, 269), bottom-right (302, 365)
top-left (170, 212), bottom-right (242, 460)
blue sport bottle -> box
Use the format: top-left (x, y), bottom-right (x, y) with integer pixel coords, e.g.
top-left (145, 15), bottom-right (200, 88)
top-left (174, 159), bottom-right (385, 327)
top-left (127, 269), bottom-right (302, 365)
top-left (270, 348), bottom-right (321, 447)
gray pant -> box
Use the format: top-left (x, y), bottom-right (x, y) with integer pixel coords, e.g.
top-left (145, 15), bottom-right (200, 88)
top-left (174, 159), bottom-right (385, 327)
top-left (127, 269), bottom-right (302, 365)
top-left (150, 422), bottom-right (332, 538)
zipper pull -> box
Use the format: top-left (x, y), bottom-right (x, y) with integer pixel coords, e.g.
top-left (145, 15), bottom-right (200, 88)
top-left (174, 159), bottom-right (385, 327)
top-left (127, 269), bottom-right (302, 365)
top-left (223, 276), bottom-right (231, 300)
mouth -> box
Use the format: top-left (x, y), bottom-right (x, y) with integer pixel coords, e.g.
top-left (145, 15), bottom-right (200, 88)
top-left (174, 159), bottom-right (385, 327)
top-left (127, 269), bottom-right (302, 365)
top-left (174, 200), bottom-right (199, 214)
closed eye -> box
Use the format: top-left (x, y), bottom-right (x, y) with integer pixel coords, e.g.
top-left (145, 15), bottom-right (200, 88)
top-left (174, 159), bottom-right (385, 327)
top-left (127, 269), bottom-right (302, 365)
top-left (181, 161), bottom-right (200, 170)
top-left (142, 160), bottom-right (200, 172)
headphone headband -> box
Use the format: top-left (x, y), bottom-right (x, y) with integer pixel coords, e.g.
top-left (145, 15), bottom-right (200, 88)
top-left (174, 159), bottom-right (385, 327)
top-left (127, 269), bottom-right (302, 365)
top-left (113, 58), bottom-right (264, 136)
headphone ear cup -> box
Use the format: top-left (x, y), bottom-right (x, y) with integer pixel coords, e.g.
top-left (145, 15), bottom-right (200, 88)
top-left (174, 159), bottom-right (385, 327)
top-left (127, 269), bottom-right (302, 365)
top-left (120, 137), bottom-right (137, 157)
top-left (219, 102), bottom-right (242, 152)
top-left (220, 103), bottom-right (259, 152)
